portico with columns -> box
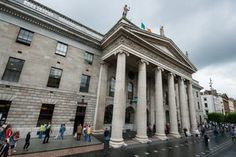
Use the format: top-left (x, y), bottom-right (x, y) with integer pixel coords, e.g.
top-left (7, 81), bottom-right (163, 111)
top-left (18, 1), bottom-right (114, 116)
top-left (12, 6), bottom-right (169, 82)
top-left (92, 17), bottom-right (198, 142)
top-left (93, 18), bottom-right (198, 148)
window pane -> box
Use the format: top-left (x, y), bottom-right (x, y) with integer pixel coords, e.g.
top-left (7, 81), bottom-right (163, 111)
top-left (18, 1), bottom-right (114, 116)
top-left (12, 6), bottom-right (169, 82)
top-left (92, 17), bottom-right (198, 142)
top-left (79, 74), bottom-right (90, 92)
top-left (16, 28), bottom-right (34, 45)
top-left (109, 78), bottom-right (115, 97)
top-left (84, 52), bottom-right (94, 64)
top-left (2, 57), bottom-right (25, 82)
top-left (55, 42), bottom-right (67, 56)
top-left (47, 67), bottom-right (62, 88)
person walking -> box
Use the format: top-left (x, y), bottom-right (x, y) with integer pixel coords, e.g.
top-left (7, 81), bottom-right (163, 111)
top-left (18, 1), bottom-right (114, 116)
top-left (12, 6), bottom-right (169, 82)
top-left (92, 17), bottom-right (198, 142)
top-left (4, 124), bottom-right (11, 139)
top-left (76, 124), bottom-right (82, 141)
top-left (43, 122), bottom-right (51, 144)
top-left (82, 125), bottom-right (87, 142)
top-left (59, 124), bottom-right (66, 140)
top-left (0, 139), bottom-right (9, 157)
top-left (87, 125), bottom-right (91, 142)
top-left (23, 132), bottom-right (31, 151)
top-left (204, 133), bottom-right (210, 147)
top-left (103, 128), bottom-right (110, 154)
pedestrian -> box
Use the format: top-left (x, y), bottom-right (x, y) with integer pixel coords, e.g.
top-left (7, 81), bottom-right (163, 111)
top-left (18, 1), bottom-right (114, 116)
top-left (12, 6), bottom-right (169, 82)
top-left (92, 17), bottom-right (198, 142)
top-left (183, 128), bottom-right (188, 137)
top-left (43, 122), bottom-right (51, 144)
top-left (38, 124), bottom-right (45, 139)
top-left (23, 132), bottom-right (31, 151)
top-left (195, 129), bottom-right (200, 137)
top-left (82, 125), bottom-right (87, 142)
top-left (103, 128), bottom-right (110, 153)
top-left (8, 132), bottom-right (16, 156)
top-left (4, 124), bottom-right (11, 139)
top-left (87, 125), bottom-right (91, 142)
top-left (0, 125), bottom-right (4, 142)
top-left (204, 133), bottom-right (210, 147)
top-left (0, 139), bottom-right (9, 157)
top-left (76, 124), bottom-right (82, 141)
top-left (59, 124), bottom-right (66, 140)
top-left (12, 130), bottom-right (20, 153)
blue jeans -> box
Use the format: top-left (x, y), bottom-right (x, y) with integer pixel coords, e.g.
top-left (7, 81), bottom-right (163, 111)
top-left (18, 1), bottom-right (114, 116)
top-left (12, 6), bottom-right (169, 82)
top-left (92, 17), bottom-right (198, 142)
top-left (87, 134), bottom-right (91, 142)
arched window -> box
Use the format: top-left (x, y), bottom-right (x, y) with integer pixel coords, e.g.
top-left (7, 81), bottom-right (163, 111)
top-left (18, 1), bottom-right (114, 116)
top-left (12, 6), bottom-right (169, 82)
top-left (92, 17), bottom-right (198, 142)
top-left (125, 107), bottom-right (135, 124)
top-left (104, 105), bottom-right (113, 124)
top-left (128, 82), bottom-right (133, 99)
top-left (109, 77), bottom-right (115, 97)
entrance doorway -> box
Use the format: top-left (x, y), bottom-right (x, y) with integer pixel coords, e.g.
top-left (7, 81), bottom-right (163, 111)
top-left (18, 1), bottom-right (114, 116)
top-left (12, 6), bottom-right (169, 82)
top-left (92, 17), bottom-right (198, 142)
top-left (73, 106), bottom-right (86, 133)
top-left (0, 100), bottom-right (11, 125)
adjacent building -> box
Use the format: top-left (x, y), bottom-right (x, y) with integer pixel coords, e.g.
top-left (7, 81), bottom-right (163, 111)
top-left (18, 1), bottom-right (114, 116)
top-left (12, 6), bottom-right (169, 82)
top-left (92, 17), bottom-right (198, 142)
top-left (0, 0), bottom-right (201, 147)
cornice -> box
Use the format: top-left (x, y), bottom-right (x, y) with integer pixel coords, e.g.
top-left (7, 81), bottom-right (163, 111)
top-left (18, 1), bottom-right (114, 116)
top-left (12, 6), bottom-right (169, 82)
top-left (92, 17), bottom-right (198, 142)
top-left (0, 0), bottom-right (102, 49)
top-left (102, 27), bottom-right (196, 74)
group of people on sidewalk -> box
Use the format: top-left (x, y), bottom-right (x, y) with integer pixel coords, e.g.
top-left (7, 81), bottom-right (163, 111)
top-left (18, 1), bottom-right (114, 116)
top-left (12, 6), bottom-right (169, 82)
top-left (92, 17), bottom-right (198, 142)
top-left (76, 124), bottom-right (92, 142)
top-left (0, 123), bottom-right (20, 157)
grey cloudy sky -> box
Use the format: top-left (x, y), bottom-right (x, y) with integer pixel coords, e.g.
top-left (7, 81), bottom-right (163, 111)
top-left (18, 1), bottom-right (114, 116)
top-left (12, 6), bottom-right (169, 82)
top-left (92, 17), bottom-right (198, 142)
top-left (37, 0), bottom-right (236, 98)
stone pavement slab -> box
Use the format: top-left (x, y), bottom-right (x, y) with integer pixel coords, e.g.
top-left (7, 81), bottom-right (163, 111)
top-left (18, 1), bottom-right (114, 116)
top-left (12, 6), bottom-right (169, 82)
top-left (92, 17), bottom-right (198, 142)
top-left (12, 135), bottom-right (101, 156)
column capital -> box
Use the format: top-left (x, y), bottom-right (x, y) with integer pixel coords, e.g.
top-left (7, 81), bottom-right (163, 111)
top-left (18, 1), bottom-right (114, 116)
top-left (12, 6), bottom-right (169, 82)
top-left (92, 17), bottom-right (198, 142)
top-left (114, 50), bottom-right (129, 56)
top-left (178, 76), bottom-right (185, 81)
top-left (155, 66), bottom-right (164, 72)
top-left (138, 59), bottom-right (149, 65)
top-left (187, 79), bottom-right (193, 85)
top-left (168, 72), bottom-right (176, 77)
top-left (100, 60), bottom-right (108, 65)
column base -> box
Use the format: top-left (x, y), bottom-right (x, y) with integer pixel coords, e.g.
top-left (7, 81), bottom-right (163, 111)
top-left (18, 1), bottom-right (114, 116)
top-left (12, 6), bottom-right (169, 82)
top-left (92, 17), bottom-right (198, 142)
top-left (135, 135), bottom-right (150, 143)
top-left (92, 129), bottom-right (104, 134)
top-left (109, 138), bottom-right (125, 148)
top-left (169, 132), bottom-right (181, 138)
top-left (155, 133), bottom-right (167, 140)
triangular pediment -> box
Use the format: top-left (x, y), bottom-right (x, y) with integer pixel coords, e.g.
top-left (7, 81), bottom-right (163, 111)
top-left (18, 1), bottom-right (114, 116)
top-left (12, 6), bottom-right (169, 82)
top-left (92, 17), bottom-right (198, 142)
top-left (102, 17), bottom-right (197, 72)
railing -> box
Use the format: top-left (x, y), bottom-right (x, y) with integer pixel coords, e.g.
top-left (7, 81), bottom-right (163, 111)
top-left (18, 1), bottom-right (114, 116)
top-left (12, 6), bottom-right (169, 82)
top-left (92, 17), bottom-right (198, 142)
top-left (9, 0), bottom-right (103, 40)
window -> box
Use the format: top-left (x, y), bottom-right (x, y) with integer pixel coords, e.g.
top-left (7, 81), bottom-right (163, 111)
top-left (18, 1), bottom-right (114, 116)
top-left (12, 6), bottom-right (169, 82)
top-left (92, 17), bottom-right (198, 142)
top-left (205, 103), bottom-right (208, 108)
top-left (2, 57), bottom-right (25, 82)
top-left (79, 74), bottom-right (90, 92)
top-left (204, 98), bottom-right (207, 101)
top-left (0, 100), bottom-right (11, 125)
top-left (198, 102), bottom-right (200, 110)
top-left (128, 82), bottom-right (133, 99)
top-left (84, 52), bottom-right (94, 64)
top-left (16, 28), bottom-right (34, 45)
top-left (37, 104), bottom-right (54, 126)
top-left (196, 92), bottom-right (199, 97)
top-left (55, 42), bottom-right (68, 56)
top-left (109, 77), bottom-right (115, 97)
top-left (104, 105), bottom-right (113, 124)
top-left (125, 107), bottom-right (135, 124)
top-left (205, 110), bottom-right (209, 114)
top-left (47, 67), bottom-right (63, 88)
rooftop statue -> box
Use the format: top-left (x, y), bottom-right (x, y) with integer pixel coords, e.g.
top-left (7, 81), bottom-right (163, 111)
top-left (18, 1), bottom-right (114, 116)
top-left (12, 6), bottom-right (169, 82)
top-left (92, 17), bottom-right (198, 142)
top-left (122, 5), bottom-right (130, 18)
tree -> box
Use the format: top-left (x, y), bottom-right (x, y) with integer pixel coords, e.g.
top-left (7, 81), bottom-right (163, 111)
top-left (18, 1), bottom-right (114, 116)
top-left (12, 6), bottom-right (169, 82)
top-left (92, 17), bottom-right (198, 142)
top-left (207, 113), bottom-right (224, 123)
top-left (225, 112), bottom-right (236, 123)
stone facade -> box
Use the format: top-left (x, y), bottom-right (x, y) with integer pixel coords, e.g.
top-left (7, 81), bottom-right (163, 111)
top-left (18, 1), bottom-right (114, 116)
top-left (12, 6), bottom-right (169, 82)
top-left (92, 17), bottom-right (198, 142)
top-left (0, 0), bottom-right (201, 146)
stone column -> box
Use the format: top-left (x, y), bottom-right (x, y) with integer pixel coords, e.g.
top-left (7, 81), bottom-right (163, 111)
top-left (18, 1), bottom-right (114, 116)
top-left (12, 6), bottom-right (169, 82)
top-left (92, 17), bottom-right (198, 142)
top-left (168, 72), bottom-right (180, 137)
top-left (187, 80), bottom-right (198, 133)
top-left (136, 59), bottom-right (149, 143)
top-left (93, 61), bottom-right (108, 134)
top-left (110, 51), bottom-right (128, 148)
top-left (155, 67), bottom-right (167, 140)
top-left (178, 77), bottom-right (190, 132)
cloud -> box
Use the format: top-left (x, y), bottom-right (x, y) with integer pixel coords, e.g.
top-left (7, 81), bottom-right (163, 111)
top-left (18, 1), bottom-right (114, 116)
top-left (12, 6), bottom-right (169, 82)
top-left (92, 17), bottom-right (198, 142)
top-left (36, 0), bottom-right (236, 98)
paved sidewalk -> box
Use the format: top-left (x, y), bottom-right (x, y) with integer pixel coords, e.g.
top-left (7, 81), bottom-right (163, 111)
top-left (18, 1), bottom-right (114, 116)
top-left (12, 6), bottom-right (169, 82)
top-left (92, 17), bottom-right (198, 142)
top-left (12, 135), bottom-right (102, 156)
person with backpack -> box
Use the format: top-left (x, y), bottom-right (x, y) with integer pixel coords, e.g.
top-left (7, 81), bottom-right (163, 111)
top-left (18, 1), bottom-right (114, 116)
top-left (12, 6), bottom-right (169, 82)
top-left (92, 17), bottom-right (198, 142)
top-left (82, 125), bottom-right (87, 142)
top-left (87, 125), bottom-right (91, 142)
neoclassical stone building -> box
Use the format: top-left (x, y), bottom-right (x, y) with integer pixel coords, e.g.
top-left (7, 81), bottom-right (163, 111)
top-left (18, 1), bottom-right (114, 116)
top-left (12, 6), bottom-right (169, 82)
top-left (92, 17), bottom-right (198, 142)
top-left (0, 0), bottom-right (199, 147)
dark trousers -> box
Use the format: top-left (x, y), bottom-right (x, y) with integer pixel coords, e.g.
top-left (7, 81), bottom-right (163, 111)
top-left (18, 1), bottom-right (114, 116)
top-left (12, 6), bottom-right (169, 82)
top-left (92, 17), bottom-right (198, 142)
top-left (23, 142), bottom-right (30, 149)
top-left (43, 133), bottom-right (50, 143)
top-left (77, 133), bottom-right (81, 140)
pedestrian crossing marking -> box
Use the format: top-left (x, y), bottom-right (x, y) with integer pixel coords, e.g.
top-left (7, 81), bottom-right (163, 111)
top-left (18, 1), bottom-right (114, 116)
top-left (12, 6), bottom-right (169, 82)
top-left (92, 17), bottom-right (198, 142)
top-left (145, 152), bottom-right (149, 155)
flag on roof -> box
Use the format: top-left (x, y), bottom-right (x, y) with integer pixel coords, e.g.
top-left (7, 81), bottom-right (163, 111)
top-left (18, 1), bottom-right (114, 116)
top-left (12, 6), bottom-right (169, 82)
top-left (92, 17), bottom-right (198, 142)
top-left (141, 22), bottom-right (145, 29)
